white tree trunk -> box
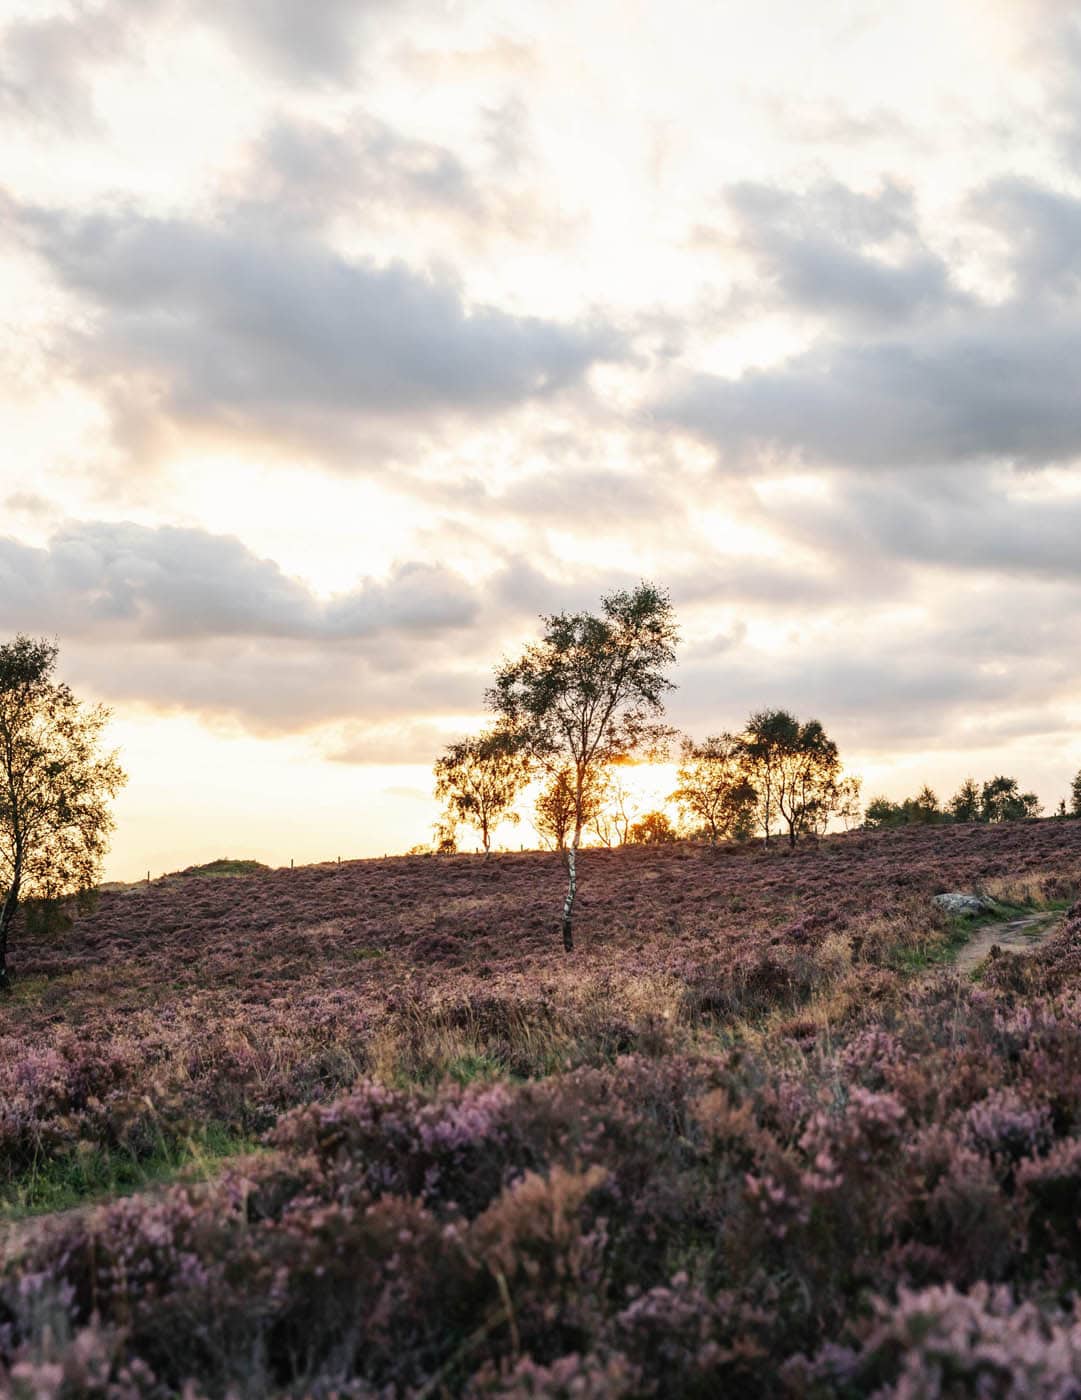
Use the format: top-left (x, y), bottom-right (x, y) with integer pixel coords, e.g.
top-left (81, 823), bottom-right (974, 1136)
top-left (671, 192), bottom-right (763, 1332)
top-left (561, 837), bottom-right (578, 952)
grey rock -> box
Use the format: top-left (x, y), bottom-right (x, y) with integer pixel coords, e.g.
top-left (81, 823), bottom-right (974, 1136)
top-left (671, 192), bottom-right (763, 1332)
top-left (932, 892), bottom-right (999, 918)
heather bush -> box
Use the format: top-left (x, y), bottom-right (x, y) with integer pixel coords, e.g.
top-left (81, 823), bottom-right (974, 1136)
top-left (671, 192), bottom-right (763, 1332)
top-left (788, 1284), bottom-right (1081, 1397)
top-left (4, 827), bottom-right (1081, 1394)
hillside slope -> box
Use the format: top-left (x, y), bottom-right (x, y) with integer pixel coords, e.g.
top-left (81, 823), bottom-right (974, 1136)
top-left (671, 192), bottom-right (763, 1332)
top-left (4, 820), bottom-right (1081, 1394)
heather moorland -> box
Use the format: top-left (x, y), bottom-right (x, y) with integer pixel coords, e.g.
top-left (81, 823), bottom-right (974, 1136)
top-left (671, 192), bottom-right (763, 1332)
top-left (5, 819), bottom-right (1081, 1395)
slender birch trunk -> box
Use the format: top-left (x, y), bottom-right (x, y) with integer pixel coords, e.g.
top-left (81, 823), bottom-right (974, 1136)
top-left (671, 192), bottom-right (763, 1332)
top-left (561, 827), bottom-right (580, 952)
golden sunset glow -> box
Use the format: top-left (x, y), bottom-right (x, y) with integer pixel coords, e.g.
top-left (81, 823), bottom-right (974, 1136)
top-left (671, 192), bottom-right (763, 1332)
top-left (1, 0), bottom-right (1079, 879)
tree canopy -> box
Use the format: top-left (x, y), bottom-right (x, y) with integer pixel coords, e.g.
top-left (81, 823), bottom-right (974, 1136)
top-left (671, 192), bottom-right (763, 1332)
top-left (738, 709), bottom-right (843, 847)
top-left (0, 636), bottom-right (127, 991)
top-left (432, 729), bottom-right (530, 857)
top-left (669, 733), bottom-right (755, 844)
top-left (488, 582), bottom-right (678, 950)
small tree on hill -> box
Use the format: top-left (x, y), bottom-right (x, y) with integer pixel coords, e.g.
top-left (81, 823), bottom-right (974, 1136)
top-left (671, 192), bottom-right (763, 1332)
top-left (432, 815), bottom-right (458, 854)
top-left (864, 796), bottom-right (903, 829)
top-left (834, 775), bottom-right (863, 831)
top-left (535, 766), bottom-right (607, 851)
top-left (738, 709), bottom-right (842, 847)
top-left (980, 775), bottom-right (1041, 823)
top-left (0, 636), bottom-right (127, 991)
top-left (948, 778), bottom-right (982, 823)
top-left (433, 729), bottom-right (530, 858)
top-left (1071, 769), bottom-right (1081, 818)
top-left (628, 811), bottom-right (677, 844)
top-left (489, 583), bottom-right (678, 951)
top-left (670, 733), bottom-right (756, 845)
top-left (908, 785), bottom-right (944, 825)
top-left (588, 763), bottom-right (642, 848)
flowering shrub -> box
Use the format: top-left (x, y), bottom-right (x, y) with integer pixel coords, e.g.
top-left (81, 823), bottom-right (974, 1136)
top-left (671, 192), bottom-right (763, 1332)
top-left (788, 1283), bottom-right (1081, 1396)
top-left (3, 824), bottom-right (1081, 1393)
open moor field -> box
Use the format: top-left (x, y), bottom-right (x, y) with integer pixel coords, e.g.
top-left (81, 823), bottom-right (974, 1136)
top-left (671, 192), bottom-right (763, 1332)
top-left (4, 820), bottom-right (1081, 1394)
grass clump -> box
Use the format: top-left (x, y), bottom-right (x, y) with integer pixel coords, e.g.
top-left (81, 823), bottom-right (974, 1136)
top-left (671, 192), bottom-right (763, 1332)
top-left (175, 858), bottom-right (269, 878)
top-left (1, 1123), bottom-right (259, 1219)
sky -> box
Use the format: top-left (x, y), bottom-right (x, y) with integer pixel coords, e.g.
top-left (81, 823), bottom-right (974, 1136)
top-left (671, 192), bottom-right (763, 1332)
top-left (2, 0), bottom-right (1081, 878)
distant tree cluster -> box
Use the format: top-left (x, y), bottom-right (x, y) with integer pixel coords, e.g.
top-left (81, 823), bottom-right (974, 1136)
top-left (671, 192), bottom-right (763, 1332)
top-left (670, 713), bottom-right (860, 848)
top-left (430, 581), bottom-right (868, 949)
top-left (864, 776), bottom-right (1042, 829)
top-left (428, 582), bottom-right (1079, 954)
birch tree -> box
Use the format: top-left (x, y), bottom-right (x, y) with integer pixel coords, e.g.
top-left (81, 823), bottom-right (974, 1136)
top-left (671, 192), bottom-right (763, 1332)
top-left (536, 765), bottom-right (605, 850)
top-left (738, 709), bottom-right (842, 847)
top-left (670, 734), bottom-right (755, 844)
top-left (488, 583), bottom-right (678, 951)
top-left (433, 729), bottom-right (530, 857)
top-left (589, 763), bottom-right (643, 847)
top-left (0, 636), bottom-right (127, 991)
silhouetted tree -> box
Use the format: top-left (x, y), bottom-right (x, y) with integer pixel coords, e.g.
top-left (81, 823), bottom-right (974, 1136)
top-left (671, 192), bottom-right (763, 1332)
top-left (628, 811), bottom-right (677, 844)
top-left (865, 785), bottom-right (948, 829)
top-left (432, 815), bottom-right (458, 854)
top-left (981, 776), bottom-right (1041, 823)
top-left (433, 729), bottom-right (530, 858)
top-left (909, 785), bottom-right (944, 824)
top-left (739, 709), bottom-right (842, 847)
top-left (834, 775), bottom-right (864, 831)
top-left (588, 761), bottom-right (642, 848)
top-left (0, 636), bottom-right (126, 991)
top-left (536, 766), bottom-right (606, 851)
top-left (863, 796), bottom-right (903, 830)
top-left (948, 778), bottom-right (982, 823)
top-left (489, 583), bottom-right (678, 951)
top-left (670, 734), bottom-right (755, 844)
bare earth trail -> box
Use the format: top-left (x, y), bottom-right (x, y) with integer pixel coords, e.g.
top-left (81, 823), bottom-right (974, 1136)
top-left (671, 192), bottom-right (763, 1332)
top-left (954, 909), bottom-right (1065, 974)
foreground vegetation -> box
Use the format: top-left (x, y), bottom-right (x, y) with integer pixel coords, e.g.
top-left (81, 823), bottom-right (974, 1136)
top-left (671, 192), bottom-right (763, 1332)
top-left (3, 821), bottom-right (1081, 1394)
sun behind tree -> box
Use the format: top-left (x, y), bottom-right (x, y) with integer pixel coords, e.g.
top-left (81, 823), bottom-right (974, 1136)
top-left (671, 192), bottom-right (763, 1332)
top-left (488, 582), bottom-right (678, 952)
top-left (432, 728), bottom-right (531, 858)
top-left (0, 636), bottom-right (127, 991)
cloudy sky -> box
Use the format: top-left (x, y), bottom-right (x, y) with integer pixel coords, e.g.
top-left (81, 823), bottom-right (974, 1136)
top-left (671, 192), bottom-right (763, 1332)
top-left (2, 0), bottom-right (1080, 876)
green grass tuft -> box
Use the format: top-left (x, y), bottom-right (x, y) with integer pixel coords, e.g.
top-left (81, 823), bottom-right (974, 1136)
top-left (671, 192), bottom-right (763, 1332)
top-left (1, 1123), bottom-right (260, 1219)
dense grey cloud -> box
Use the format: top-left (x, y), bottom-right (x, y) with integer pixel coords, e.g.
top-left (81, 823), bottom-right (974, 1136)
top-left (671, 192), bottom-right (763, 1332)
top-left (970, 177), bottom-right (1081, 301)
top-left (0, 0), bottom-right (394, 127)
top-left (244, 114), bottom-right (484, 233)
top-left (64, 637), bottom-right (489, 735)
top-left (0, 7), bottom-right (128, 129)
top-left (663, 170), bottom-right (1081, 471)
top-left (12, 203), bottom-right (620, 461)
top-left (720, 180), bottom-right (960, 328)
top-left (0, 520), bottom-right (496, 736)
top-left (660, 308), bottom-right (1081, 470)
top-left (185, 0), bottom-right (389, 84)
top-left (0, 522), bottom-right (480, 642)
top-left (761, 470), bottom-right (1081, 581)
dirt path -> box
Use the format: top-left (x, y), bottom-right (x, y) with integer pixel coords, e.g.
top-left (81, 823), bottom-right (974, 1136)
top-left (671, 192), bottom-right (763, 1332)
top-left (954, 910), bottom-right (1064, 974)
